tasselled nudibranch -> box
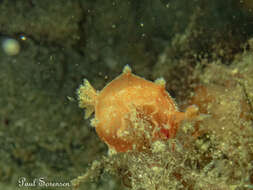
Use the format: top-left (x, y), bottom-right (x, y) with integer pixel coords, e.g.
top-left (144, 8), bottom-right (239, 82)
top-left (77, 65), bottom-right (198, 152)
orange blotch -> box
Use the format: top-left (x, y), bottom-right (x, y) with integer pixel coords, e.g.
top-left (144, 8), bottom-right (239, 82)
top-left (78, 66), bottom-right (198, 152)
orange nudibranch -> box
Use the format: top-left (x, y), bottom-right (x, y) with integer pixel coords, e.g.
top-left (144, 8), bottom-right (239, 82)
top-left (77, 65), bottom-right (198, 152)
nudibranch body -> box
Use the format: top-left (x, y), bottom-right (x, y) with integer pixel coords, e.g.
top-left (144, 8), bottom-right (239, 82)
top-left (78, 65), bottom-right (198, 152)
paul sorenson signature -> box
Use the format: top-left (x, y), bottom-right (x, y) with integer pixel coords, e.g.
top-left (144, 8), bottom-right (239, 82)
top-left (18, 177), bottom-right (70, 187)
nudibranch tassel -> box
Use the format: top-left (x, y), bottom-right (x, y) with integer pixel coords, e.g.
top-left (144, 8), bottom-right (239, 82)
top-left (185, 105), bottom-right (199, 119)
top-left (122, 64), bottom-right (132, 74)
top-left (77, 79), bottom-right (97, 119)
top-left (154, 77), bottom-right (166, 88)
top-left (171, 105), bottom-right (199, 130)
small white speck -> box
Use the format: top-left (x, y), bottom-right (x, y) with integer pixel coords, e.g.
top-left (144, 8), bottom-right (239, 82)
top-left (2, 38), bottom-right (20, 56)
